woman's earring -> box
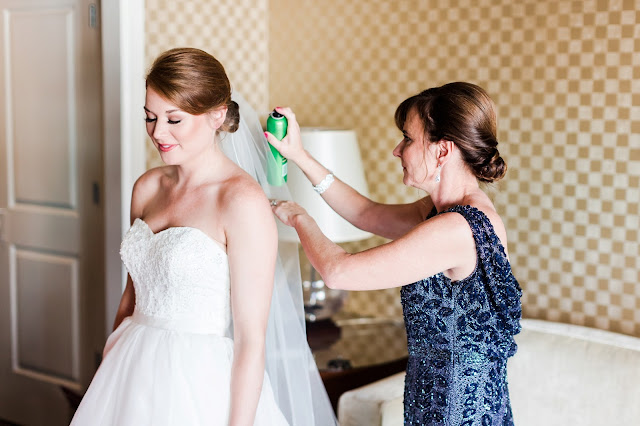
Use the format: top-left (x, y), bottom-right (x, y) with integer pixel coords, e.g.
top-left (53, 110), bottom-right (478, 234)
top-left (435, 165), bottom-right (441, 183)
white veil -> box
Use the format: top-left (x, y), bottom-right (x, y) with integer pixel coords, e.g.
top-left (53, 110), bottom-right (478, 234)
top-left (219, 92), bottom-right (337, 425)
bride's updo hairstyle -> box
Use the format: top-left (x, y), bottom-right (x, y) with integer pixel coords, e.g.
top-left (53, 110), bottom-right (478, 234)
top-left (146, 47), bottom-right (240, 133)
top-left (395, 82), bottom-right (507, 183)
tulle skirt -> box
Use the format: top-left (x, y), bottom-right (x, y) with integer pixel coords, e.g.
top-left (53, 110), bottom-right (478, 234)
top-left (70, 313), bottom-right (288, 425)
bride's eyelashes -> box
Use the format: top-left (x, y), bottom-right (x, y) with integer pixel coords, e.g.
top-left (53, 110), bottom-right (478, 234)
top-left (143, 117), bottom-right (182, 125)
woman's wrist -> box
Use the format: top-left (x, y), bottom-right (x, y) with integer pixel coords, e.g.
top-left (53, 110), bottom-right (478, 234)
top-left (312, 171), bottom-right (334, 194)
top-left (291, 212), bottom-right (305, 230)
top-left (293, 150), bottom-right (334, 186)
top-left (288, 148), bottom-right (313, 168)
top-left (292, 211), bottom-right (312, 231)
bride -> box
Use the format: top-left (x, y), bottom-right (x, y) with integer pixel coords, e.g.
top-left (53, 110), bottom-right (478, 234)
top-left (70, 48), bottom-right (335, 425)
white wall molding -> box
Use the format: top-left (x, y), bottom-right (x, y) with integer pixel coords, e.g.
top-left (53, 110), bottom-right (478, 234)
top-left (101, 0), bottom-right (145, 335)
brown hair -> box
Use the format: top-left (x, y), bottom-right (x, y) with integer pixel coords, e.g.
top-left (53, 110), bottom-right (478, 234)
top-left (395, 82), bottom-right (506, 183)
top-left (146, 47), bottom-right (239, 133)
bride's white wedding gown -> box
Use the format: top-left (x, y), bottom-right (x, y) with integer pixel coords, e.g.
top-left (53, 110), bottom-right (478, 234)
top-left (70, 218), bottom-right (288, 425)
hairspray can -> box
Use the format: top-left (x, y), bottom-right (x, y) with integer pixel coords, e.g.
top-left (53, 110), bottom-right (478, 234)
top-left (266, 110), bottom-right (288, 186)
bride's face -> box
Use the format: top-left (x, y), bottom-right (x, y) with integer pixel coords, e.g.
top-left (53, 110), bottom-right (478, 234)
top-left (144, 88), bottom-right (221, 165)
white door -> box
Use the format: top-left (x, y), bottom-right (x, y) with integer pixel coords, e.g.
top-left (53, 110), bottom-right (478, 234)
top-left (0, 0), bottom-right (104, 425)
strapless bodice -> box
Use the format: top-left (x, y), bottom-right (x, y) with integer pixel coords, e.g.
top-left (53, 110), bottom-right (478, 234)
top-left (120, 218), bottom-right (231, 335)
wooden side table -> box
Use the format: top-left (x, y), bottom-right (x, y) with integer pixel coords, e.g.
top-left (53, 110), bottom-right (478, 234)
top-left (306, 315), bottom-right (408, 413)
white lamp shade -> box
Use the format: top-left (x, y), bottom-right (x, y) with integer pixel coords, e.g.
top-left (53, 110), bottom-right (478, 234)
top-left (282, 128), bottom-right (372, 243)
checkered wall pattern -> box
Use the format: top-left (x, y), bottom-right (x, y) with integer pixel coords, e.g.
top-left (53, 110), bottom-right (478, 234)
top-left (269, 0), bottom-right (640, 336)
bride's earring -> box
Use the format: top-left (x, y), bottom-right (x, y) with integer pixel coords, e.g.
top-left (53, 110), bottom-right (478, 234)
top-left (435, 165), bottom-right (442, 183)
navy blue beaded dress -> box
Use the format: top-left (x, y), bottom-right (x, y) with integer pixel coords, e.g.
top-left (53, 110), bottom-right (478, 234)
top-left (400, 205), bottom-right (522, 425)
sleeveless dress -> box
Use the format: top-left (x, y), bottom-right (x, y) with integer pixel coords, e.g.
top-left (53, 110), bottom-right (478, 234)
top-left (400, 205), bottom-right (522, 425)
top-left (70, 218), bottom-right (288, 425)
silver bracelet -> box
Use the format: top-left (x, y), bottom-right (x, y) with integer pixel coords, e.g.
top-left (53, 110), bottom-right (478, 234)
top-left (312, 171), bottom-right (334, 194)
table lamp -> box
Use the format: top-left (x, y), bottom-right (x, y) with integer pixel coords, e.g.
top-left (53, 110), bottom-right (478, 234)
top-left (283, 128), bottom-right (372, 321)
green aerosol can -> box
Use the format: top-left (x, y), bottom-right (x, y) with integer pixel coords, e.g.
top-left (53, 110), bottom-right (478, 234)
top-left (266, 109), bottom-right (288, 186)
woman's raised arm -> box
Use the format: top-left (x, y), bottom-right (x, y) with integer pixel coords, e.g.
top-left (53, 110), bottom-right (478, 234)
top-left (272, 201), bottom-right (476, 291)
top-left (265, 107), bottom-right (432, 239)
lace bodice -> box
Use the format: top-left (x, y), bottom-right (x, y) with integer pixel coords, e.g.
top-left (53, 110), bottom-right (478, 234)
top-left (120, 219), bottom-right (231, 335)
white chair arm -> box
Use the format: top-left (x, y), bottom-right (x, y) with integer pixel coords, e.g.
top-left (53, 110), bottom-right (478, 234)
top-left (337, 372), bottom-right (405, 426)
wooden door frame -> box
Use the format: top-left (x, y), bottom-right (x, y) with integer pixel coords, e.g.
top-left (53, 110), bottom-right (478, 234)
top-left (101, 0), bottom-right (146, 335)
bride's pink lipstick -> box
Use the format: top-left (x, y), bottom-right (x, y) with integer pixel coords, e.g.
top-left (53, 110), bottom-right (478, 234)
top-left (157, 143), bottom-right (178, 152)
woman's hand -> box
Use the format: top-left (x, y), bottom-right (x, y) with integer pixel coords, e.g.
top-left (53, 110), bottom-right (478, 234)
top-left (270, 200), bottom-right (308, 227)
top-left (264, 107), bottom-right (307, 164)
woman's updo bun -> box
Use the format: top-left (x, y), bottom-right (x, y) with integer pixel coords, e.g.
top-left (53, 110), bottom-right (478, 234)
top-left (219, 100), bottom-right (240, 133)
top-left (146, 47), bottom-right (238, 133)
top-left (395, 82), bottom-right (508, 183)
top-left (476, 148), bottom-right (507, 183)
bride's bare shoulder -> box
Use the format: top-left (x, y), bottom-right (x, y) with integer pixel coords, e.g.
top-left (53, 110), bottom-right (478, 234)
top-left (130, 166), bottom-right (175, 218)
top-left (221, 172), bottom-right (268, 207)
top-left (134, 166), bottom-right (174, 190)
top-left (217, 173), bottom-right (272, 227)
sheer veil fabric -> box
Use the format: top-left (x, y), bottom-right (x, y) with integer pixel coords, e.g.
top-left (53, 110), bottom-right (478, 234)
top-left (219, 93), bottom-right (336, 425)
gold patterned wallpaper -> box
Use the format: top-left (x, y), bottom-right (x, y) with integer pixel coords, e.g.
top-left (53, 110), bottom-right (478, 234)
top-left (145, 0), bottom-right (640, 337)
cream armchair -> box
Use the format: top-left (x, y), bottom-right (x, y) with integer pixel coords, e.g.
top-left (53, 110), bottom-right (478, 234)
top-left (338, 319), bottom-right (640, 426)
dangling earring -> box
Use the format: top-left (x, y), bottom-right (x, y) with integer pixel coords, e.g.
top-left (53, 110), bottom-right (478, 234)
top-left (435, 165), bottom-right (441, 183)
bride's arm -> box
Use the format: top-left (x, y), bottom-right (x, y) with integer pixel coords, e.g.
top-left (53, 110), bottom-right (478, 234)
top-left (111, 275), bottom-right (135, 331)
top-left (111, 173), bottom-right (152, 332)
top-left (225, 181), bottom-right (278, 426)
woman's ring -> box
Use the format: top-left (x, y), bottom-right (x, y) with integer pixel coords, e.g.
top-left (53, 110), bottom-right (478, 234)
top-left (270, 199), bottom-right (279, 207)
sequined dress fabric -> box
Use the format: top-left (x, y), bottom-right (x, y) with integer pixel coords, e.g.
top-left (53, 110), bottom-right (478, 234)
top-left (70, 219), bottom-right (288, 425)
top-left (400, 205), bottom-right (522, 425)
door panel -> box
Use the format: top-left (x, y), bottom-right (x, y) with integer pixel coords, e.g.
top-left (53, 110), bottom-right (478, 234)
top-left (9, 7), bottom-right (77, 208)
top-left (6, 207), bottom-right (79, 254)
top-left (0, 1), bottom-right (104, 425)
top-left (14, 249), bottom-right (79, 384)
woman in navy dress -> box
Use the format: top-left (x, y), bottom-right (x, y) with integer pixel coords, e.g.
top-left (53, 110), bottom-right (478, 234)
top-left (268, 82), bottom-right (522, 425)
